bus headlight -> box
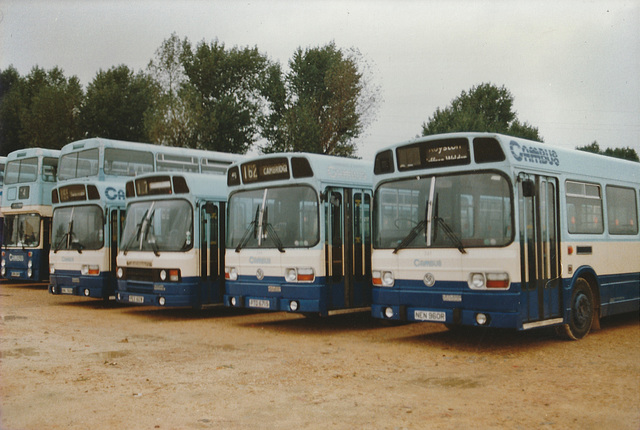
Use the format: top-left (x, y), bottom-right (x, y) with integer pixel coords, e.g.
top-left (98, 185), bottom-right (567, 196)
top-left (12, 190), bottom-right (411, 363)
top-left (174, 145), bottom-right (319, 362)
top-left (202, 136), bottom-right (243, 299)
top-left (82, 265), bottom-right (100, 276)
top-left (476, 313), bottom-right (490, 325)
top-left (116, 267), bottom-right (124, 279)
top-left (284, 267), bottom-right (315, 283)
top-left (28, 260), bottom-right (33, 269)
top-left (384, 307), bottom-right (395, 319)
top-left (372, 270), bottom-right (395, 287)
top-left (469, 273), bottom-right (485, 289)
top-left (468, 272), bottom-right (510, 290)
top-left (289, 300), bottom-right (299, 311)
top-left (49, 264), bottom-right (55, 274)
top-left (160, 270), bottom-right (167, 281)
top-left (1, 267), bottom-right (5, 277)
top-left (159, 297), bottom-right (166, 306)
top-left (225, 267), bottom-right (237, 281)
top-left (27, 268), bottom-right (33, 278)
top-left (285, 268), bottom-right (297, 283)
top-left (1, 258), bottom-right (5, 267)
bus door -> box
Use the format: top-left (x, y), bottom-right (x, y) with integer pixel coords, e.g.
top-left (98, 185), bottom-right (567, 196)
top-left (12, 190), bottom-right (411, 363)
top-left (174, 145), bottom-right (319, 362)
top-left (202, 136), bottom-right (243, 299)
top-left (41, 216), bottom-right (51, 270)
top-left (326, 188), bottom-right (371, 309)
top-left (200, 202), bottom-right (223, 304)
top-left (109, 209), bottom-right (124, 272)
top-left (519, 175), bottom-right (562, 325)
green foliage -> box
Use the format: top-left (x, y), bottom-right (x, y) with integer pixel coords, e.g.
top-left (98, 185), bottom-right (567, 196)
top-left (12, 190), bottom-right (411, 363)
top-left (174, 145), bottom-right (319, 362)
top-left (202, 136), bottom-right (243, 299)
top-left (179, 39), bottom-right (271, 153)
top-left (0, 66), bottom-right (83, 154)
top-left (0, 66), bottom-right (23, 155)
top-left (576, 141), bottom-right (639, 162)
top-left (80, 65), bottom-right (157, 142)
top-left (145, 34), bottom-right (196, 148)
top-left (422, 83), bottom-right (542, 141)
top-left (260, 42), bottom-right (379, 157)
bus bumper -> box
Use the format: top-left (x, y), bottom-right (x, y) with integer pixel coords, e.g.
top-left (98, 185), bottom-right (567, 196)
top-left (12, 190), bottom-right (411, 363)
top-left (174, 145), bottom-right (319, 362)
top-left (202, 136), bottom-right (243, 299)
top-left (225, 277), bottom-right (328, 314)
top-left (116, 278), bottom-right (210, 307)
top-left (372, 287), bottom-right (521, 328)
top-left (49, 271), bottom-right (114, 299)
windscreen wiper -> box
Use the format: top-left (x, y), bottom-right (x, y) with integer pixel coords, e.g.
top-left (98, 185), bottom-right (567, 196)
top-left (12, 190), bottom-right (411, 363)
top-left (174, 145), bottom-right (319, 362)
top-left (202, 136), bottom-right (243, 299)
top-left (393, 219), bottom-right (427, 254)
top-left (434, 216), bottom-right (466, 254)
top-left (123, 208), bottom-right (149, 255)
top-left (261, 208), bottom-right (284, 253)
top-left (235, 206), bottom-right (259, 253)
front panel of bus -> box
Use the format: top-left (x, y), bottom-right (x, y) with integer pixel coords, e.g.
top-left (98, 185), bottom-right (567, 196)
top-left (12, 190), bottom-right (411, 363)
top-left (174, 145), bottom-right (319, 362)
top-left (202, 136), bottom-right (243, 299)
top-left (224, 176), bottom-right (372, 316)
top-left (48, 182), bottom-right (126, 299)
top-left (370, 137), bottom-right (539, 329)
top-left (116, 195), bottom-right (224, 308)
top-left (1, 154), bottom-right (58, 281)
top-left (371, 169), bottom-right (524, 327)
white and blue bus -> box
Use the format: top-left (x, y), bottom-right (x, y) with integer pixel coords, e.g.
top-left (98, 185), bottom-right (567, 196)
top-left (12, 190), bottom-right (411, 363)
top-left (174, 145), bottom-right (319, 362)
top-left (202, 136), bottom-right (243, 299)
top-left (1, 148), bottom-right (60, 282)
top-left (0, 156), bottom-right (6, 246)
top-left (49, 138), bottom-right (239, 299)
top-left (371, 132), bottom-right (639, 339)
top-left (115, 172), bottom-right (229, 308)
top-left (224, 153), bottom-right (374, 316)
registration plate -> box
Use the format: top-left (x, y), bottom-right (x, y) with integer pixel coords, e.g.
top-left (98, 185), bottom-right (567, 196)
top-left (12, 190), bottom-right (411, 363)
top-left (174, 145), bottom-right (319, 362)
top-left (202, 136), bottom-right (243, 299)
top-left (414, 310), bottom-right (446, 322)
top-left (61, 287), bottom-right (73, 295)
top-left (248, 298), bottom-right (270, 309)
top-left (129, 295), bottom-right (145, 304)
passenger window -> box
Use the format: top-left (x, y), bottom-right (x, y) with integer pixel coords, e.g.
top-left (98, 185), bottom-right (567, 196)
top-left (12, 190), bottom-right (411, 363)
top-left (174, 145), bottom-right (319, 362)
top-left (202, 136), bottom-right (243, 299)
top-left (606, 186), bottom-right (638, 235)
top-left (565, 181), bottom-right (603, 234)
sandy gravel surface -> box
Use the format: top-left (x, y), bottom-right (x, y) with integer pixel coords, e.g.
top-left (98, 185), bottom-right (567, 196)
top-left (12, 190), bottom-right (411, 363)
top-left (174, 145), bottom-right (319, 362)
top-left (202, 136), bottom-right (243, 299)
top-left (1, 281), bottom-right (638, 429)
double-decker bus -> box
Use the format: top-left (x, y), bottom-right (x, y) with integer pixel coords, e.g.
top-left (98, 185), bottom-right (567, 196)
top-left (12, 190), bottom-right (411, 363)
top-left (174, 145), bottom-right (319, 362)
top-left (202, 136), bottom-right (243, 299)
top-left (115, 172), bottom-right (228, 308)
top-left (48, 138), bottom-right (239, 300)
top-left (371, 132), bottom-right (639, 339)
top-left (0, 156), bottom-right (6, 246)
top-left (1, 148), bottom-right (60, 281)
top-left (224, 153), bottom-right (373, 316)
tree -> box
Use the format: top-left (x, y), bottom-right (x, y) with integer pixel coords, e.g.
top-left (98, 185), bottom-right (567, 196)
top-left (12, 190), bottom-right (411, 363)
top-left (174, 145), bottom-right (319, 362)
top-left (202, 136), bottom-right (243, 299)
top-left (180, 39), bottom-right (272, 153)
top-left (576, 141), bottom-right (639, 162)
top-left (0, 66), bottom-right (23, 155)
top-left (80, 65), bottom-right (157, 142)
top-left (145, 33), bottom-right (197, 147)
top-left (0, 66), bottom-right (83, 154)
top-left (20, 67), bottom-right (83, 149)
top-left (260, 42), bottom-right (380, 157)
top-left (421, 83), bottom-right (542, 141)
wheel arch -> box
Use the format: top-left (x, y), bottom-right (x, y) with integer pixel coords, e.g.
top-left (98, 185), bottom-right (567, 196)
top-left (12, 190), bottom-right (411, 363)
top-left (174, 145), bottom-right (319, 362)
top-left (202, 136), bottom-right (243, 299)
top-left (569, 266), bottom-right (601, 329)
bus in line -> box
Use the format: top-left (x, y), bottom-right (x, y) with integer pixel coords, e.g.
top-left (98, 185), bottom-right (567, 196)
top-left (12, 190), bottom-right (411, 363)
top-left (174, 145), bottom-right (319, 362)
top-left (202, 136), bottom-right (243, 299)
top-left (0, 156), bottom-right (6, 246)
top-left (115, 171), bottom-right (228, 308)
top-left (224, 153), bottom-right (373, 316)
top-left (1, 148), bottom-right (60, 281)
top-left (370, 132), bottom-right (639, 339)
top-left (48, 138), bottom-right (240, 300)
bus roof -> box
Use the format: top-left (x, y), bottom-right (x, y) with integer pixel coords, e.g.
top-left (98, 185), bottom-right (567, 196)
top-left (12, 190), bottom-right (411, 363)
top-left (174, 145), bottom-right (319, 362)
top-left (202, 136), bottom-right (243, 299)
top-left (6, 147), bottom-right (61, 161)
top-left (125, 171), bottom-right (229, 202)
top-left (374, 132), bottom-right (639, 185)
top-left (227, 152), bottom-right (373, 189)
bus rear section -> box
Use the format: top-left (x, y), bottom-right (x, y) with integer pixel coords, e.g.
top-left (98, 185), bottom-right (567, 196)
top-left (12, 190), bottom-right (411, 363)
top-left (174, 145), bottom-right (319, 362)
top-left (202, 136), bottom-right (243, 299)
top-left (224, 154), bottom-right (373, 316)
top-left (116, 173), bottom-right (227, 308)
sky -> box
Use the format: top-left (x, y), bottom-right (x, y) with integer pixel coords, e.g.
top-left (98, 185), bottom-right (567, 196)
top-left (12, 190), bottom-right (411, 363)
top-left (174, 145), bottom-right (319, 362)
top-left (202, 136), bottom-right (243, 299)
top-left (1, 0), bottom-right (639, 160)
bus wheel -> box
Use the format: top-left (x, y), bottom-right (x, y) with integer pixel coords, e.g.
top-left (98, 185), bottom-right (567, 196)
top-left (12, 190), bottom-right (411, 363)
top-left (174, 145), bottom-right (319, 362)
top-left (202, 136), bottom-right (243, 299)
top-left (558, 278), bottom-right (594, 340)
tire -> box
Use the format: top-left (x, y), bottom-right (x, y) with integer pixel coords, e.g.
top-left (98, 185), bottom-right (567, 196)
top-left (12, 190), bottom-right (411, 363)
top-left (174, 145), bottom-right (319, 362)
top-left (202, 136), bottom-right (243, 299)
top-left (557, 277), bottom-right (594, 340)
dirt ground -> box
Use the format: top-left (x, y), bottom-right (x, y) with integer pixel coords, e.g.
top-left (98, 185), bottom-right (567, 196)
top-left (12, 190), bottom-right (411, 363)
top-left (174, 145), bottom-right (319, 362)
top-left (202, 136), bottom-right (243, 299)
top-left (0, 281), bottom-right (638, 430)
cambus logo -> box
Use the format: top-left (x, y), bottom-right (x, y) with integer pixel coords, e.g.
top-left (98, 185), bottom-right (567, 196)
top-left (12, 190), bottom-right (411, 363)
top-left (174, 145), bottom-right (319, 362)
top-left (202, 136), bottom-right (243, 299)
top-left (510, 141), bottom-right (560, 166)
